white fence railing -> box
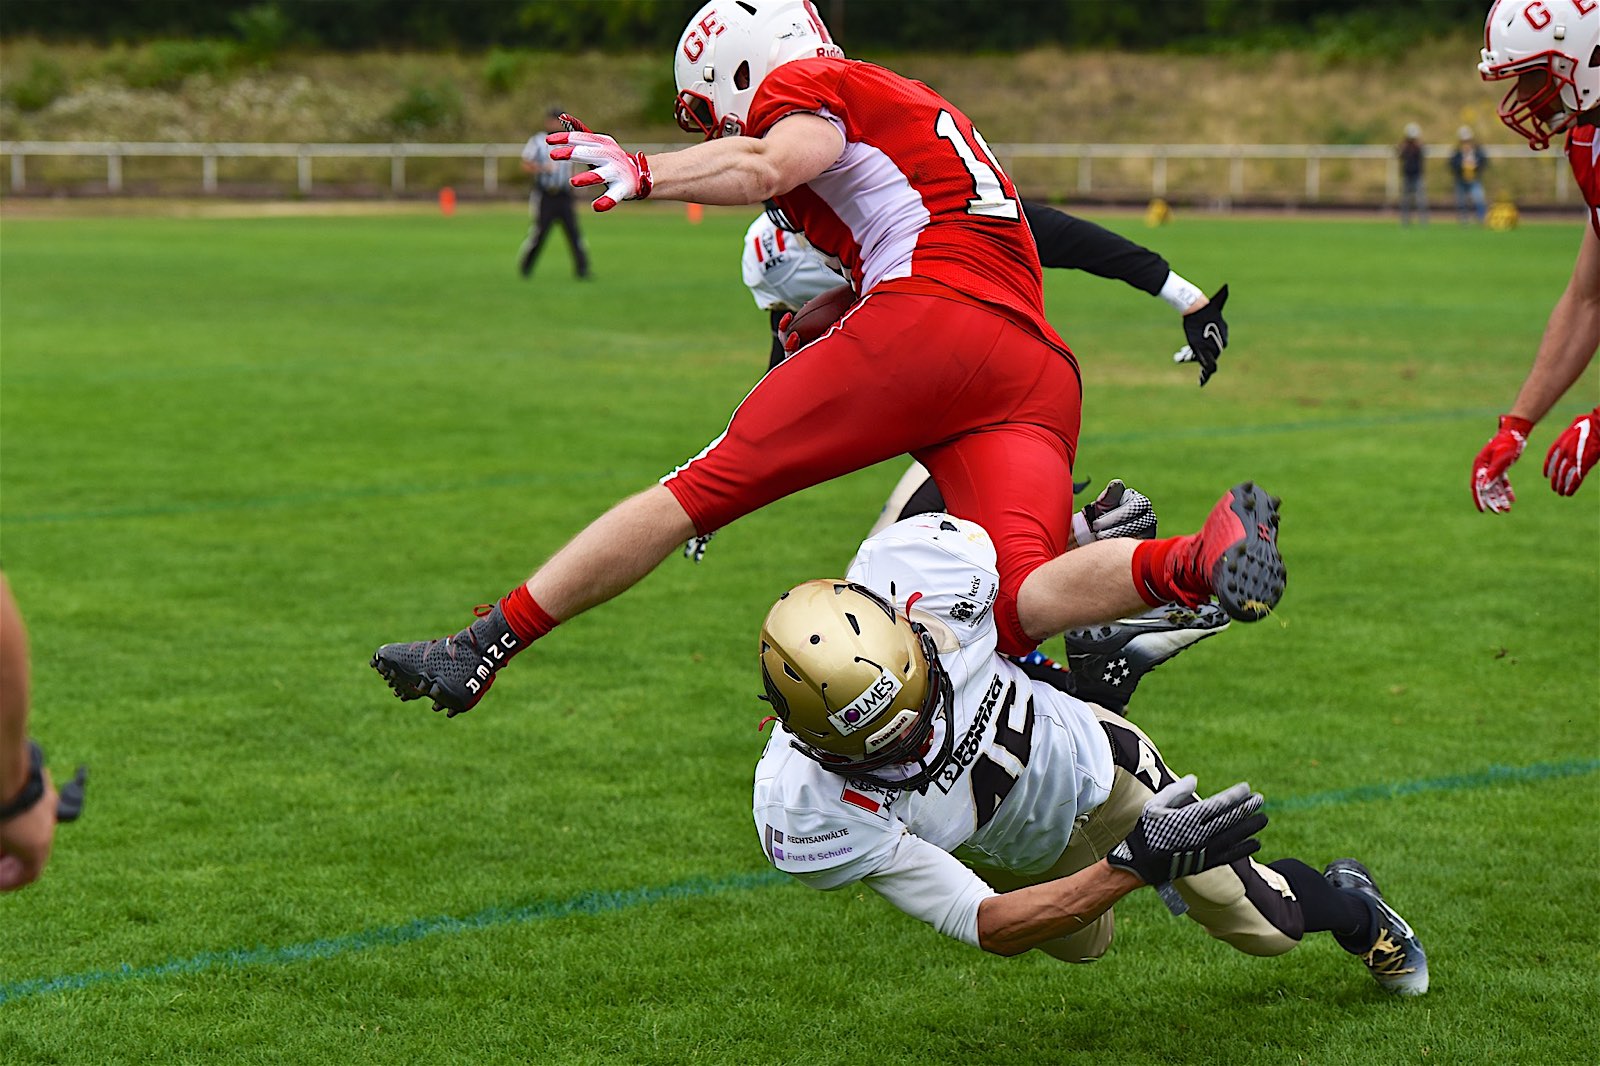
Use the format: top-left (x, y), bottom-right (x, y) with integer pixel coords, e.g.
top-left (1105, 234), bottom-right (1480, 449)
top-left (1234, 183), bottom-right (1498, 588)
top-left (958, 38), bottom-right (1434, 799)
top-left (0, 140), bottom-right (1578, 206)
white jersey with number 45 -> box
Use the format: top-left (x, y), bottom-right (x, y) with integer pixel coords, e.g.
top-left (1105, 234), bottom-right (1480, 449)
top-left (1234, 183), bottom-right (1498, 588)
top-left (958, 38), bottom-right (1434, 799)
top-left (752, 514), bottom-right (1116, 945)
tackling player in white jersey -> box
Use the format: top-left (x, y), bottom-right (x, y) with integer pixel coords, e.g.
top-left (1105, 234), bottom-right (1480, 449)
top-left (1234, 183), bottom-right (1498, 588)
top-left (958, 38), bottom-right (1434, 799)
top-left (753, 514), bottom-right (1428, 992)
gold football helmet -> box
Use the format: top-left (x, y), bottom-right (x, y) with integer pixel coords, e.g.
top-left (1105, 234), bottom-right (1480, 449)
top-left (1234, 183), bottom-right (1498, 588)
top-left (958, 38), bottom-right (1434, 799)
top-left (759, 579), bottom-right (953, 789)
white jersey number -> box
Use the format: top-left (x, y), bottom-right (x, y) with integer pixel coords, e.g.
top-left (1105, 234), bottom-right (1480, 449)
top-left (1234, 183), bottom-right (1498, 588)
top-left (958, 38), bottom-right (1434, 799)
top-left (935, 110), bottom-right (1021, 221)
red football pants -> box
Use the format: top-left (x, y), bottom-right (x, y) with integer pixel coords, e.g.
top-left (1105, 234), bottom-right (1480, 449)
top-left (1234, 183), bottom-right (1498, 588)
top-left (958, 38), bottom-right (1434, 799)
top-left (662, 284), bottom-right (1082, 655)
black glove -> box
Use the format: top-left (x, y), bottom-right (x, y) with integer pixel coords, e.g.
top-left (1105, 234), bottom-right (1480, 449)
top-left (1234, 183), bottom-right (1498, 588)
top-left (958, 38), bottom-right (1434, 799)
top-left (1107, 774), bottom-right (1264, 912)
top-left (1174, 284), bottom-right (1229, 386)
top-left (56, 765), bottom-right (87, 822)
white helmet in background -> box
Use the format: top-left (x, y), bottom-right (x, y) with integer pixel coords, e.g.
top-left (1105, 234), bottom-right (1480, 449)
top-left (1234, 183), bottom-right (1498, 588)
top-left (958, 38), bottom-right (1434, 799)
top-left (1479, 0), bottom-right (1600, 150)
top-left (673, 0), bottom-right (844, 139)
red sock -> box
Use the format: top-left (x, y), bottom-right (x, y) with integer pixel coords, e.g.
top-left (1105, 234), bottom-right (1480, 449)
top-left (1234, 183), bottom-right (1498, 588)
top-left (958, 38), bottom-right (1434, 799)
top-left (499, 584), bottom-right (560, 643)
top-left (1131, 536), bottom-right (1208, 607)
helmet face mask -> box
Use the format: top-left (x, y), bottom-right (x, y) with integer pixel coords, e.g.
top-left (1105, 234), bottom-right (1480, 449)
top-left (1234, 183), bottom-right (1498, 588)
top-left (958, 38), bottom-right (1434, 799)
top-left (760, 580), bottom-right (954, 791)
top-left (673, 0), bottom-right (844, 140)
top-left (1479, 0), bottom-right (1600, 150)
top-left (674, 87), bottom-right (720, 138)
top-left (1489, 49), bottom-right (1583, 148)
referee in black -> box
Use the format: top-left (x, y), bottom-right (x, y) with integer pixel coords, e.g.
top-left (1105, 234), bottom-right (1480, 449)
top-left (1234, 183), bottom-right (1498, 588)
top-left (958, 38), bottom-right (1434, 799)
top-left (518, 108), bottom-right (590, 280)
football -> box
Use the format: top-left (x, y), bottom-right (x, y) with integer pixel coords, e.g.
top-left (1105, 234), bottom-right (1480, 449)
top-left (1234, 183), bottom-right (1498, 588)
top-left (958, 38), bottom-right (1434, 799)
top-left (780, 283), bottom-right (856, 354)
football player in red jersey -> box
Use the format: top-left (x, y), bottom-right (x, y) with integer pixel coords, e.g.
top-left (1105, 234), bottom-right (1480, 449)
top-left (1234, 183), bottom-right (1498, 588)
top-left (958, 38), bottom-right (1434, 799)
top-left (0, 574), bottom-right (58, 892)
top-left (371, 1), bottom-right (1285, 717)
top-left (1472, 0), bottom-right (1600, 512)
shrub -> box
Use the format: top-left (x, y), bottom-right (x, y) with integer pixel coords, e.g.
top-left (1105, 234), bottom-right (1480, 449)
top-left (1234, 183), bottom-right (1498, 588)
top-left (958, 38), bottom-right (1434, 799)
top-left (3, 56), bottom-right (69, 112)
top-left (638, 64), bottom-right (677, 128)
top-left (482, 49), bottom-right (526, 96)
top-left (114, 40), bottom-right (239, 90)
top-left (231, 3), bottom-right (295, 65)
top-left (387, 81), bottom-right (464, 138)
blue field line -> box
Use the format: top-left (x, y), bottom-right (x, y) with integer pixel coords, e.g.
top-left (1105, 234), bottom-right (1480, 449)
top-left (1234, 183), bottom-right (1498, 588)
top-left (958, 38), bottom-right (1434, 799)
top-left (1085, 405), bottom-right (1488, 445)
top-left (1266, 757), bottom-right (1600, 812)
top-left (7, 403), bottom-right (1590, 527)
top-left (0, 870), bottom-right (790, 1007)
top-left (2, 758), bottom-right (1595, 1006)
top-left (0, 470), bottom-right (589, 526)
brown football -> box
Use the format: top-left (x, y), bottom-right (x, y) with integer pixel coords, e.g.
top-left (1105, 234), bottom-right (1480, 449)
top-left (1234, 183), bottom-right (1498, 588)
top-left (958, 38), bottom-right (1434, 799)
top-left (780, 283), bottom-right (856, 353)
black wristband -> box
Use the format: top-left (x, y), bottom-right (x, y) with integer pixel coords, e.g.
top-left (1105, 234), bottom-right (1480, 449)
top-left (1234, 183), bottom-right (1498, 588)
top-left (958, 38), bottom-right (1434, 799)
top-left (0, 740), bottom-right (45, 822)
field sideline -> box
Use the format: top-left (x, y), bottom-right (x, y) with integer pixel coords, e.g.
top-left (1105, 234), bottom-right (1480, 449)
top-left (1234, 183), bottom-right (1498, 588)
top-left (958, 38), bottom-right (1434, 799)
top-left (0, 206), bottom-right (1596, 1064)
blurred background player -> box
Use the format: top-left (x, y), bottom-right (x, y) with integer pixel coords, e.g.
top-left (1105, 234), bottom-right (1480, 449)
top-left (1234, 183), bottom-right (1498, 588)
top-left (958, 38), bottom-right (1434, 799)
top-left (518, 108), bottom-right (590, 281)
top-left (742, 208), bottom-right (851, 371)
top-left (753, 517), bottom-right (1426, 994)
top-left (372, 0), bottom-right (1286, 718)
top-left (1, 572), bottom-right (58, 892)
top-left (1471, 0), bottom-right (1600, 512)
top-left (1397, 122), bottom-right (1429, 226)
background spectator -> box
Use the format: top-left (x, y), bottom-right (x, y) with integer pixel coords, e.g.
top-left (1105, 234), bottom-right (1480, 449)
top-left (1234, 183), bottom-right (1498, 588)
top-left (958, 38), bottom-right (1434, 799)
top-left (1450, 126), bottom-right (1489, 224)
top-left (1398, 122), bottom-right (1428, 225)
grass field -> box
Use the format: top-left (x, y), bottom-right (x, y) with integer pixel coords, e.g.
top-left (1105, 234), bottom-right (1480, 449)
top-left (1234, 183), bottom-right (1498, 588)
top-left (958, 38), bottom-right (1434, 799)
top-left (1, 204), bottom-right (1596, 1065)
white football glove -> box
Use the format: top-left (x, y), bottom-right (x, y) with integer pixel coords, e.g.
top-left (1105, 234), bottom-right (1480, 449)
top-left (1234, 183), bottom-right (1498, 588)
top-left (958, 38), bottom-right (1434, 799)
top-left (1107, 774), bottom-right (1266, 915)
top-left (546, 115), bottom-right (653, 213)
top-left (1072, 479), bottom-right (1157, 545)
top-left (683, 532), bottom-right (714, 564)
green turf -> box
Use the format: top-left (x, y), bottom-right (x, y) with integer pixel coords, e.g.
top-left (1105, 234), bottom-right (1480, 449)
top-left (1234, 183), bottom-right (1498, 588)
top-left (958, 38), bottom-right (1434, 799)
top-left (1, 205), bottom-right (1596, 1065)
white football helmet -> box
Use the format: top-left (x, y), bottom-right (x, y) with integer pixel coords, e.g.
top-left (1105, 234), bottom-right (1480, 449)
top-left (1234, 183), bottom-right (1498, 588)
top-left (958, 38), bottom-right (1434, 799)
top-left (673, 0), bottom-right (844, 139)
top-left (1480, 0), bottom-right (1600, 150)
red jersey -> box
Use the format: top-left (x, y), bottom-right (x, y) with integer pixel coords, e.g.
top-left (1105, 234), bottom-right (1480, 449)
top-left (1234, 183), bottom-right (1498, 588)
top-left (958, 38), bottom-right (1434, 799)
top-left (746, 58), bottom-right (1068, 354)
top-left (1566, 121), bottom-right (1600, 237)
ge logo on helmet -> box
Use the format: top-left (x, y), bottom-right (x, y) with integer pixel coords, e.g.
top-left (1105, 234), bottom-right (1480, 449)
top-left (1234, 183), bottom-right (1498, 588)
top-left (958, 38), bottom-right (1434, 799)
top-left (681, 12), bottom-right (726, 63)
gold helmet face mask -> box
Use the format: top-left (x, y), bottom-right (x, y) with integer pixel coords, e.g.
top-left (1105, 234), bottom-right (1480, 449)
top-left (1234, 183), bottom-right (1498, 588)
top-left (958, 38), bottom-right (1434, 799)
top-left (759, 580), bottom-right (954, 791)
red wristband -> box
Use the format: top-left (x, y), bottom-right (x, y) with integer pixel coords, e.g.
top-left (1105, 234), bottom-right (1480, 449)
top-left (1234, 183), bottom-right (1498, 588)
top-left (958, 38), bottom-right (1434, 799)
top-left (1499, 414), bottom-right (1534, 436)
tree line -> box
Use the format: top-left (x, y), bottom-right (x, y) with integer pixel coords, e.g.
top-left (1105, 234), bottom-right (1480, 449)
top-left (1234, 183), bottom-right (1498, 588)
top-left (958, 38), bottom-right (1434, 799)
top-left (2, 0), bottom-right (1487, 53)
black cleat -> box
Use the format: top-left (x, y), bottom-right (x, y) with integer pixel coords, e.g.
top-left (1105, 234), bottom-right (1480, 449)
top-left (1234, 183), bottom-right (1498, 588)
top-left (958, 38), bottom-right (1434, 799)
top-left (371, 604), bottom-right (521, 717)
top-left (1324, 858), bottom-right (1429, 996)
top-left (1188, 481), bottom-right (1285, 622)
top-left (1063, 603), bottom-right (1230, 714)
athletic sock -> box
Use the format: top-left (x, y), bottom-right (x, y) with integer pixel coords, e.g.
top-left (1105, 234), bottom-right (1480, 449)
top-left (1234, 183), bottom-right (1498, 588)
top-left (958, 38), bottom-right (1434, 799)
top-left (1269, 858), bottom-right (1378, 951)
top-left (1131, 537), bottom-right (1208, 608)
top-left (498, 584), bottom-right (560, 645)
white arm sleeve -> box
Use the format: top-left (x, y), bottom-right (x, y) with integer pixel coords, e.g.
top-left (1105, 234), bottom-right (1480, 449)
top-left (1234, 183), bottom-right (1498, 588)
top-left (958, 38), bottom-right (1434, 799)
top-left (861, 833), bottom-right (998, 949)
top-left (778, 819), bottom-right (998, 949)
top-left (1158, 269), bottom-right (1205, 313)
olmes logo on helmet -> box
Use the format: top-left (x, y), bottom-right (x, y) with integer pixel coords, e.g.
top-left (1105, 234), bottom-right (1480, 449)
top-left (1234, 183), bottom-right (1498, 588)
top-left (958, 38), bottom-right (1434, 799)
top-left (828, 670), bottom-right (902, 735)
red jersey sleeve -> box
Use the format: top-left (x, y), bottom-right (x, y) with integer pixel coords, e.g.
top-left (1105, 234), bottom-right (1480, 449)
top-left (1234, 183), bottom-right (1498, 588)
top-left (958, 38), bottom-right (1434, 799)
top-left (1565, 123), bottom-right (1600, 238)
top-left (745, 58), bottom-right (1069, 359)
